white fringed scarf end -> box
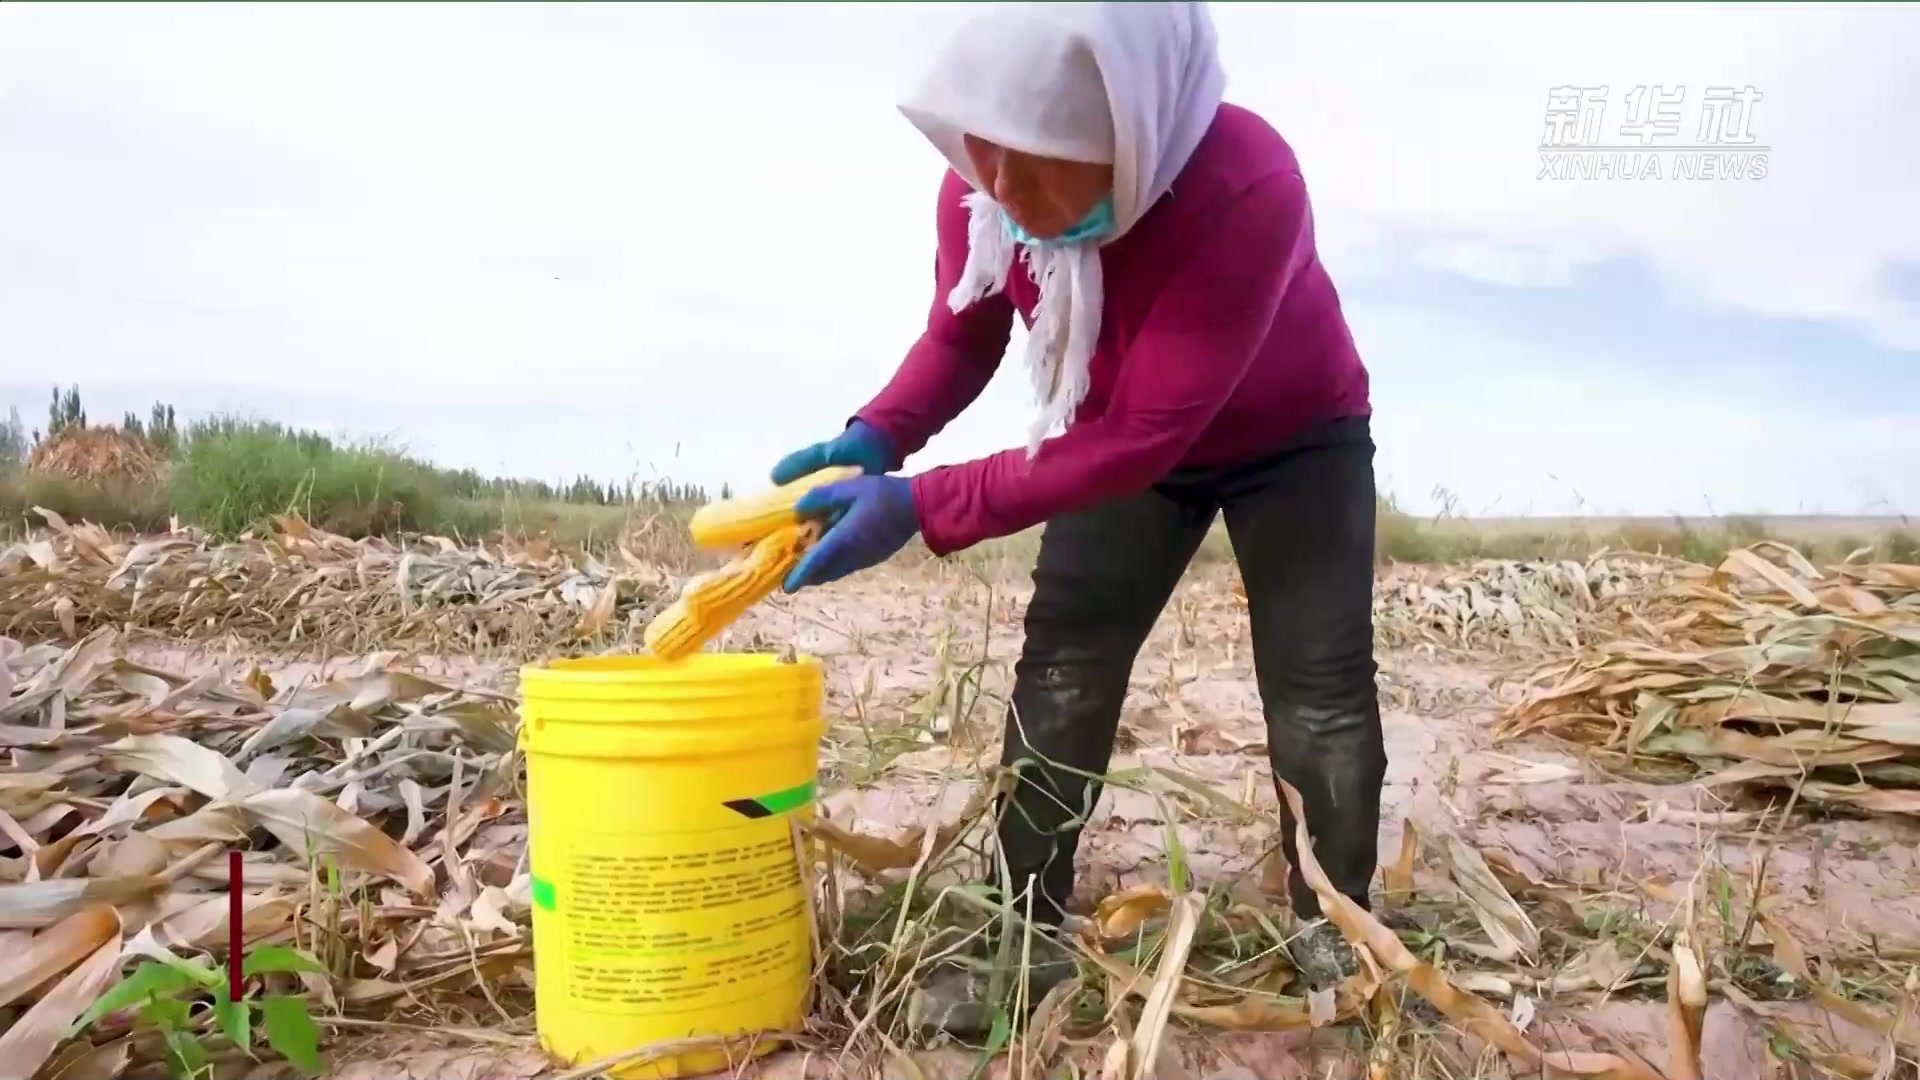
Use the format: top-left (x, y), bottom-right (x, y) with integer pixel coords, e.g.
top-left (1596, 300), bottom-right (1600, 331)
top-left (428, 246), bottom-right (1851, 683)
top-left (946, 190), bottom-right (1103, 460)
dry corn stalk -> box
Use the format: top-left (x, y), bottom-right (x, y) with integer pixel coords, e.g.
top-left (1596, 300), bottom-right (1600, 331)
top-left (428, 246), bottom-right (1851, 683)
top-left (1372, 555), bottom-right (1674, 654)
top-left (0, 630), bottom-right (540, 1079)
top-left (0, 508), bottom-right (665, 657)
top-left (1498, 543), bottom-right (1920, 817)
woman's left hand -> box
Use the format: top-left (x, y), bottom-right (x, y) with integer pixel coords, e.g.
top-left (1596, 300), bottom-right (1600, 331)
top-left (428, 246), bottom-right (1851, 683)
top-left (783, 475), bottom-right (921, 592)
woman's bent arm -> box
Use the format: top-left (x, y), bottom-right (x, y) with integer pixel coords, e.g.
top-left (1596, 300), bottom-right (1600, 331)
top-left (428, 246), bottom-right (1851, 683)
top-left (910, 169), bottom-right (1312, 555)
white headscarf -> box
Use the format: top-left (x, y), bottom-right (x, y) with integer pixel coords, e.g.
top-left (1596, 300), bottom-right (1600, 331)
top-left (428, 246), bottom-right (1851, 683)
top-left (898, 2), bottom-right (1226, 456)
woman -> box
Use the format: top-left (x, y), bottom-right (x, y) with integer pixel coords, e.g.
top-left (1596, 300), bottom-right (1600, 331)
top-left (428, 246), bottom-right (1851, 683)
top-left (772, 1), bottom-right (1385, 1032)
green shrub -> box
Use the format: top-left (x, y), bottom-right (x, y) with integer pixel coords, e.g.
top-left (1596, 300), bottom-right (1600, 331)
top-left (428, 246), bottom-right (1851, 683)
top-left (168, 417), bottom-right (445, 538)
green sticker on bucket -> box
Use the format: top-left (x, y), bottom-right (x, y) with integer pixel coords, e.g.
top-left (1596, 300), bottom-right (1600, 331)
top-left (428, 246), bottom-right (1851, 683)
top-left (722, 779), bottom-right (817, 819)
top-left (531, 875), bottom-right (557, 912)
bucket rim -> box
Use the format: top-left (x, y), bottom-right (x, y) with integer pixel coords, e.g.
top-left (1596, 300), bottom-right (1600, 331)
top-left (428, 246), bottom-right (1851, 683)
top-left (519, 652), bottom-right (822, 686)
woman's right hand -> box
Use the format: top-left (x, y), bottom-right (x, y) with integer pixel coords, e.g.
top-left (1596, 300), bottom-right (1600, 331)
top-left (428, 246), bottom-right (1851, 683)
top-left (771, 420), bottom-right (898, 484)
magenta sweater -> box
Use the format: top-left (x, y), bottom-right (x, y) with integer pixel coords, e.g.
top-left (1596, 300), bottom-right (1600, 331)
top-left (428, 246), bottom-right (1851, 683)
top-left (856, 103), bottom-right (1372, 556)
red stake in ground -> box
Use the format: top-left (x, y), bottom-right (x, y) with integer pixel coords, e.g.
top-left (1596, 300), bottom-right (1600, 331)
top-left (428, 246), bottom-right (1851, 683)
top-left (228, 849), bottom-right (243, 1002)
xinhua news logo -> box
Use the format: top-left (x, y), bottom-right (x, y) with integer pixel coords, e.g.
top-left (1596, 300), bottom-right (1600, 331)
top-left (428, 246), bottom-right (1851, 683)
top-left (1538, 84), bottom-right (1770, 182)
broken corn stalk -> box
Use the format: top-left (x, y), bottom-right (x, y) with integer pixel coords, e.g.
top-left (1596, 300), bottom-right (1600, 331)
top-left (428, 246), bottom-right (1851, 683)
top-left (687, 465), bottom-right (860, 551)
top-left (643, 522), bottom-right (819, 660)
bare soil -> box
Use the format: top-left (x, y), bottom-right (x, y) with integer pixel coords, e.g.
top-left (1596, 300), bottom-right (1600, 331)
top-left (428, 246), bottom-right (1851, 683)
top-left (149, 558), bottom-right (1917, 1080)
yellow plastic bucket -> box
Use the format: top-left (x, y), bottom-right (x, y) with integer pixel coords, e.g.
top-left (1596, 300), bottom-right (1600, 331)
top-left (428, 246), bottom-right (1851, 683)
top-left (519, 654), bottom-right (824, 1078)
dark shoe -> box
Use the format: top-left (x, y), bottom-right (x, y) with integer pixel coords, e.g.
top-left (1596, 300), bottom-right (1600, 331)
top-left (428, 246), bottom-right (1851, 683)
top-left (1287, 920), bottom-right (1361, 990)
top-left (905, 939), bottom-right (1080, 1039)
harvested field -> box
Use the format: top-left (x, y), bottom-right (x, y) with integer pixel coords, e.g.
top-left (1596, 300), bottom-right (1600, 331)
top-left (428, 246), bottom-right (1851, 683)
top-left (1, 511), bottom-right (671, 658)
top-left (3, 515), bottom-right (1918, 1080)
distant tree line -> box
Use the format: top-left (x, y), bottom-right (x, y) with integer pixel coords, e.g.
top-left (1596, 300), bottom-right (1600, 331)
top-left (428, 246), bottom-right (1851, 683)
top-left (434, 468), bottom-right (720, 507)
top-left (1, 384), bottom-right (714, 507)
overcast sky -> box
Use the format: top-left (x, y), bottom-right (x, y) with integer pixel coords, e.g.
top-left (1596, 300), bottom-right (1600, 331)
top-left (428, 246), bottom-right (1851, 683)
top-left (3, 2), bottom-right (1915, 516)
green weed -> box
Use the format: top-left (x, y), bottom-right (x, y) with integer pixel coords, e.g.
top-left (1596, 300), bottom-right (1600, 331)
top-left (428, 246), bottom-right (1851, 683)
top-left (72, 944), bottom-right (328, 1079)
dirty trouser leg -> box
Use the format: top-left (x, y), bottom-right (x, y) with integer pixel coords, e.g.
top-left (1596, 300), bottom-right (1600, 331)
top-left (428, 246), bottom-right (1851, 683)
top-left (1219, 418), bottom-right (1386, 918)
top-left (995, 488), bottom-right (1215, 926)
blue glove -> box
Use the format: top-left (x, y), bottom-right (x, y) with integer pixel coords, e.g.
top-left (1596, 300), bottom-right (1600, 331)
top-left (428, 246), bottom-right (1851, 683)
top-left (783, 474), bottom-right (919, 592)
top-left (770, 420), bottom-right (897, 485)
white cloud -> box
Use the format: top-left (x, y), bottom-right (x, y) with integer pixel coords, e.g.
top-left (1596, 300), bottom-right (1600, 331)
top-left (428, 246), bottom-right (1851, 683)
top-left (0, 2), bottom-right (1913, 515)
top-left (1223, 3), bottom-right (1920, 350)
top-left (1358, 310), bottom-right (1920, 518)
top-left (1408, 240), bottom-right (1582, 290)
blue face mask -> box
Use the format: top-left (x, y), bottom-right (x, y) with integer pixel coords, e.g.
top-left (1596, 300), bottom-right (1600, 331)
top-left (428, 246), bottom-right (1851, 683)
top-left (1003, 194), bottom-right (1116, 247)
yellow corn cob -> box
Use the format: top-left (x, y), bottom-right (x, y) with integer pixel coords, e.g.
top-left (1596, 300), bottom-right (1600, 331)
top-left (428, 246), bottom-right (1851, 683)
top-left (687, 465), bottom-right (860, 550)
top-left (643, 522), bottom-right (818, 660)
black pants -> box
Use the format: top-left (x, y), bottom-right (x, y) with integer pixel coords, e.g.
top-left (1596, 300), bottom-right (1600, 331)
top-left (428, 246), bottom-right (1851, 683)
top-left (994, 416), bottom-right (1385, 922)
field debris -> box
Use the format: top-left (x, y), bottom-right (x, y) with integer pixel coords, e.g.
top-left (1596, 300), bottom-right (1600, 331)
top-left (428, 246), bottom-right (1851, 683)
top-left (807, 760), bottom-right (1917, 1080)
top-left (26, 428), bottom-right (165, 487)
top-left (1500, 542), bottom-right (1920, 818)
top-left (4, 523), bottom-right (1919, 1078)
top-left (1, 629), bottom-right (538, 1079)
top-left (1372, 553), bottom-right (1676, 654)
top-left (0, 509), bottom-right (668, 658)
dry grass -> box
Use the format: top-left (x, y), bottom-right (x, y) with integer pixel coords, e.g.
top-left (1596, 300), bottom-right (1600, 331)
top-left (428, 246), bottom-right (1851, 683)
top-left (9, 462), bottom-right (1916, 569)
top-left (1368, 554), bottom-right (1678, 655)
top-left (4, 515), bottom-right (1919, 1080)
top-left (798, 747), bottom-right (1919, 1080)
top-left (1500, 542), bottom-right (1920, 818)
top-left (0, 509), bottom-right (675, 660)
top-left (1, 629), bottom-right (535, 1080)
top-left (26, 428), bottom-right (164, 487)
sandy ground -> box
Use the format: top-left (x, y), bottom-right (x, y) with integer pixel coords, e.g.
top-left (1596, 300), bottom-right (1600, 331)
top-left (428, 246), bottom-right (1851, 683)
top-left (122, 558), bottom-right (1920, 1080)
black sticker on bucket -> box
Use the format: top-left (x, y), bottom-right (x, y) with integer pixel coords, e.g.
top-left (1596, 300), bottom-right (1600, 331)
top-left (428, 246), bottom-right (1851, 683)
top-left (722, 780), bottom-right (816, 819)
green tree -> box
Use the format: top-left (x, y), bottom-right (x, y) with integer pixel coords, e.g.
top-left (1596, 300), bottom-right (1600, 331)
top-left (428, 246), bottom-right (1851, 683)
top-left (0, 407), bottom-right (26, 473)
top-left (47, 383), bottom-right (85, 436)
top-left (147, 401), bottom-right (180, 455)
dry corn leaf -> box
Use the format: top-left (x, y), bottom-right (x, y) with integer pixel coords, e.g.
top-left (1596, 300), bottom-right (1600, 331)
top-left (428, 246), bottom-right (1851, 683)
top-left (1666, 937), bottom-right (1707, 1080)
top-left (1382, 820), bottom-right (1417, 896)
top-left (38, 1036), bottom-right (132, 1080)
top-left (73, 788), bottom-right (184, 839)
top-left (1496, 544), bottom-right (1920, 820)
top-left (1019, 976), bottom-right (1080, 1079)
top-left (1278, 780), bottom-right (1669, 1080)
top-left (1758, 913), bottom-right (1912, 1048)
top-left (1258, 847), bottom-right (1290, 899)
top-left (1445, 836), bottom-right (1540, 963)
top-left (1484, 755), bottom-right (1580, 784)
top-left (240, 787), bottom-right (435, 894)
top-left (1126, 891), bottom-right (1202, 1080)
top-left (1546, 939), bottom-right (1636, 995)
top-left (3, 514), bottom-right (657, 658)
top-left (0, 916), bottom-right (122, 1080)
top-left (0, 903), bottom-right (118, 1009)
top-left (90, 833), bottom-right (171, 879)
top-left (100, 735), bottom-right (254, 801)
top-left (1093, 886), bottom-right (1171, 939)
top-left (805, 817), bottom-right (968, 874)
top-left (1720, 548), bottom-right (1823, 609)
top-left (0, 612), bottom-right (557, 1076)
top-left (1098, 1037), bottom-right (1131, 1080)
top-left (148, 891), bottom-right (296, 950)
top-left (0, 875), bottom-right (166, 930)
top-left (1081, 933), bottom-right (1377, 1032)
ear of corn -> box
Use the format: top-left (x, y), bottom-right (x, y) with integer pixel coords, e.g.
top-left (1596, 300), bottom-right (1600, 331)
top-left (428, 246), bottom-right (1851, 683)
top-left (687, 466), bottom-right (860, 550)
top-left (647, 466), bottom-right (859, 659)
top-left (643, 522), bottom-right (818, 660)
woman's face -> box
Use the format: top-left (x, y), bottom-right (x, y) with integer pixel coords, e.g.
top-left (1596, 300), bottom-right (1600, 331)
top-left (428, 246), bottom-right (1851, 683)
top-left (964, 134), bottom-right (1113, 240)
